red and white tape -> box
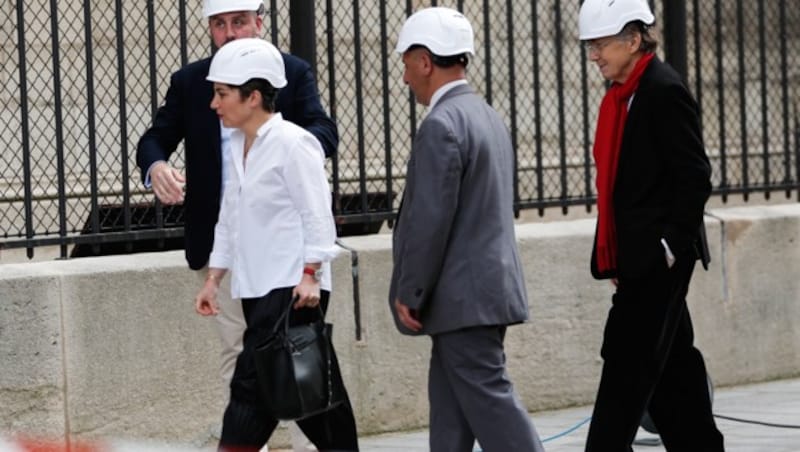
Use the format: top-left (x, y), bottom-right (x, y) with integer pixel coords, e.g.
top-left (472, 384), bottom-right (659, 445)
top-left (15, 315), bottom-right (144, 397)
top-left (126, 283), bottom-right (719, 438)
top-left (0, 437), bottom-right (207, 452)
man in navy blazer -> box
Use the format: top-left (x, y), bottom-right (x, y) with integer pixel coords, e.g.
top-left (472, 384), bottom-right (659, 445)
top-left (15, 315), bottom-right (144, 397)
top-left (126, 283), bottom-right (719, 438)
top-left (136, 1), bottom-right (339, 449)
top-left (137, 2), bottom-right (336, 272)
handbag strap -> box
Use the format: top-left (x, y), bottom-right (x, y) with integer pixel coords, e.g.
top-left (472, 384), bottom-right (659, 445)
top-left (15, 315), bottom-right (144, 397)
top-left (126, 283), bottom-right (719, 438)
top-left (272, 294), bottom-right (338, 409)
top-left (271, 295), bottom-right (326, 336)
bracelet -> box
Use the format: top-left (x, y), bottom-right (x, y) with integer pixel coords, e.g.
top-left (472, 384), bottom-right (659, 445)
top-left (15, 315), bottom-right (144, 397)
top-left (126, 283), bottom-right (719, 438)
top-left (303, 266), bottom-right (322, 282)
top-left (206, 273), bottom-right (221, 284)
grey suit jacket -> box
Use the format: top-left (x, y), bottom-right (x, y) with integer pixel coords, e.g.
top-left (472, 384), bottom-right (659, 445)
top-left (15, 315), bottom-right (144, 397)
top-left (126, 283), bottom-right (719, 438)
top-left (389, 84), bottom-right (530, 336)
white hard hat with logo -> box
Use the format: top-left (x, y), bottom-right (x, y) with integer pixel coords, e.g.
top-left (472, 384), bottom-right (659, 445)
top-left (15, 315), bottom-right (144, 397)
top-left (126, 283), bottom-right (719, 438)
top-left (578, 0), bottom-right (655, 40)
top-left (395, 7), bottom-right (475, 56)
top-left (203, 0), bottom-right (263, 18)
top-left (206, 38), bottom-right (287, 88)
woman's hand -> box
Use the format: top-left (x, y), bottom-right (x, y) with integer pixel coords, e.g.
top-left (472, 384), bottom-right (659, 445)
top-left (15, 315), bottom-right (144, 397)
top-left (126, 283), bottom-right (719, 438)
top-left (293, 273), bottom-right (321, 309)
top-left (195, 273), bottom-right (222, 316)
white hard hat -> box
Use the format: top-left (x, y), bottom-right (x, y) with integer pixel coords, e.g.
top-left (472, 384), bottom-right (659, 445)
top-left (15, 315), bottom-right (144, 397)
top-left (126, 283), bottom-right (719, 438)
top-left (206, 38), bottom-right (287, 88)
top-left (395, 7), bottom-right (475, 56)
top-left (203, 0), bottom-right (263, 18)
top-left (578, 0), bottom-right (655, 40)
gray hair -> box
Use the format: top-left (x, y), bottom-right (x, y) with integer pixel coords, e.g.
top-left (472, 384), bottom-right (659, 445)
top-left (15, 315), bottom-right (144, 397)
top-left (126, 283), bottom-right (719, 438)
top-left (622, 21), bottom-right (658, 53)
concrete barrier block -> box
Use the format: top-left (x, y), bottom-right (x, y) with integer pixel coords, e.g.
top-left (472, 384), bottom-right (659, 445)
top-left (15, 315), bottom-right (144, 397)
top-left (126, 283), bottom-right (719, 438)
top-left (698, 206), bottom-right (800, 385)
top-left (3, 204), bottom-right (800, 445)
top-left (0, 270), bottom-right (65, 438)
top-left (510, 220), bottom-right (611, 411)
top-left (684, 215), bottom-right (731, 387)
top-left (328, 238), bottom-right (430, 434)
top-left (45, 253), bottom-right (224, 446)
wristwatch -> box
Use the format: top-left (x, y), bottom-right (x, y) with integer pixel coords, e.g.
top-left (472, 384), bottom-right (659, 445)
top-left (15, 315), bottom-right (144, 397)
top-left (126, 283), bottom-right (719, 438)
top-left (303, 266), bottom-right (323, 282)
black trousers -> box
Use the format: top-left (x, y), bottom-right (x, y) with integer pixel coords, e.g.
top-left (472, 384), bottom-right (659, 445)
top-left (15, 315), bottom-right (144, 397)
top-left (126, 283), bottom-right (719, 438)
top-left (219, 287), bottom-right (359, 452)
top-left (585, 258), bottom-right (724, 452)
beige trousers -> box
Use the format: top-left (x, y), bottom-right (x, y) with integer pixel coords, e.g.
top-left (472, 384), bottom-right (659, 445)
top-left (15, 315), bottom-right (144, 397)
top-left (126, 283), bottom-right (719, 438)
top-left (196, 269), bottom-right (315, 451)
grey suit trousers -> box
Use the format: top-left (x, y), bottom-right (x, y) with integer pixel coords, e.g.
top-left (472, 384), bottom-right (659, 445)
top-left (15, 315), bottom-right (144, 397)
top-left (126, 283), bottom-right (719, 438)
top-left (429, 326), bottom-right (544, 452)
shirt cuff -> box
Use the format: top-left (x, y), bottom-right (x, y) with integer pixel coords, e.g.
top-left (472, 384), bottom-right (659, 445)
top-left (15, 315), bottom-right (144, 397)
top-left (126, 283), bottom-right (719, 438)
top-left (304, 244), bottom-right (342, 263)
top-left (144, 160), bottom-right (166, 189)
top-left (208, 252), bottom-right (231, 271)
top-left (660, 238), bottom-right (676, 268)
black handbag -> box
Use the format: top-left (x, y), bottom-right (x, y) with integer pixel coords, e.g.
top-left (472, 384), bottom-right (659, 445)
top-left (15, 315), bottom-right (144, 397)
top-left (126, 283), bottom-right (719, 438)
top-left (253, 300), bottom-right (346, 421)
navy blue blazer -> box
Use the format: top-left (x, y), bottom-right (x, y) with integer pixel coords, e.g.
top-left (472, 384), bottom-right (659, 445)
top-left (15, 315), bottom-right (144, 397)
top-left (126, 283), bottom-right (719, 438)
top-left (136, 53), bottom-right (338, 270)
top-left (590, 57), bottom-right (711, 280)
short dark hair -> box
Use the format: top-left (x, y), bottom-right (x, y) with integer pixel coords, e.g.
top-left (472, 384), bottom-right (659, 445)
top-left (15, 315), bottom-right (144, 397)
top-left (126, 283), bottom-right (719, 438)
top-left (623, 21), bottom-right (658, 53)
top-left (237, 78), bottom-right (279, 112)
top-left (407, 45), bottom-right (470, 68)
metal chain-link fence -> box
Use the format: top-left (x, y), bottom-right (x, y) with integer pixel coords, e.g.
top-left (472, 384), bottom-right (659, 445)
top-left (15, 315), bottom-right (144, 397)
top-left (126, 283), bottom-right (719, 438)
top-left (687, 0), bottom-right (800, 200)
top-left (1, 1), bottom-right (798, 259)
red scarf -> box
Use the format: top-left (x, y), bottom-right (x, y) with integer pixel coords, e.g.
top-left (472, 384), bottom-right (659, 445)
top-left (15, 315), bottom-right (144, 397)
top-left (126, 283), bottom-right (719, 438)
top-left (593, 52), bottom-right (655, 274)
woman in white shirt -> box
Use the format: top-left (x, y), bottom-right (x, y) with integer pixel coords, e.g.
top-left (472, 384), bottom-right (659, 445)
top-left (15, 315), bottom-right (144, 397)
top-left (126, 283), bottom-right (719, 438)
top-left (194, 38), bottom-right (359, 452)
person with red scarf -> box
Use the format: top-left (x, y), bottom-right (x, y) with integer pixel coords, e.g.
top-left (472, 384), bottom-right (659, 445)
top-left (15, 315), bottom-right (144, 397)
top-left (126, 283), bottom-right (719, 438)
top-left (578, 0), bottom-right (725, 450)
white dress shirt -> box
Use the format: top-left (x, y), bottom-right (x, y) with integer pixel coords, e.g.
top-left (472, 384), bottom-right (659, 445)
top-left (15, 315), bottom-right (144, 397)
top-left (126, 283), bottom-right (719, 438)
top-left (219, 123), bottom-right (234, 196)
top-left (208, 113), bottom-right (339, 299)
top-left (429, 79), bottom-right (468, 110)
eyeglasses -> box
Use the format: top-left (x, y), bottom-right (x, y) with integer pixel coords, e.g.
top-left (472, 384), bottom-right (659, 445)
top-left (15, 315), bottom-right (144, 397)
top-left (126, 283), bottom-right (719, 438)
top-left (583, 31), bottom-right (635, 55)
top-left (583, 38), bottom-right (616, 55)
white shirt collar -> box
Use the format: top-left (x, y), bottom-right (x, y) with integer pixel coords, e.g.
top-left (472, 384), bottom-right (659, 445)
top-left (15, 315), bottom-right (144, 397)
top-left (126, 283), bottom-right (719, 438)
top-left (254, 112), bottom-right (282, 137)
top-left (429, 79), bottom-right (468, 110)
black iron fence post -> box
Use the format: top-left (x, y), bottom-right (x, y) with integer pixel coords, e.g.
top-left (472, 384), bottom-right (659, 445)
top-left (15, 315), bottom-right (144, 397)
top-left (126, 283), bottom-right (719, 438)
top-left (796, 103), bottom-right (799, 202)
top-left (289, 0), bottom-right (316, 69)
top-left (15, 0), bottom-right (34, 260)
top-left (663, 0), bottom-right (688, 83)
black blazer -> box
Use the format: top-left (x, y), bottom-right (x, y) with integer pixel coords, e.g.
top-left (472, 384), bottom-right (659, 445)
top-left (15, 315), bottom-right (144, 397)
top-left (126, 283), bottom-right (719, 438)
top-left (137, 53), bottom-right (338, 270)
top-left (591, 57), bottom-right (711, 280)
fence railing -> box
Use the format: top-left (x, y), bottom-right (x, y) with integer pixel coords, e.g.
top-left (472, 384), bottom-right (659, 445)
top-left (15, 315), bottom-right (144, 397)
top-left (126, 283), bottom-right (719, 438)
top-left (0, 0), bottom-right (798, 260)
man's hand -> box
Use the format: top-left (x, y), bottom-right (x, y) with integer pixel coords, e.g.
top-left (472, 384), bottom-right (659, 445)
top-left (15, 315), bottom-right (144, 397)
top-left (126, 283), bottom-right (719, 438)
top-left (394, 299), bottom-right (422, 332)
top-left (150, 161), bottom-right (185, 204)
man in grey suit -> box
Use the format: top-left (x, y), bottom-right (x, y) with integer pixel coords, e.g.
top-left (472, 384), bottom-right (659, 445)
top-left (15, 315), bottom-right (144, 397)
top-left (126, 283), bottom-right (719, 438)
top-left (390, 7), bottom-right (545, 452)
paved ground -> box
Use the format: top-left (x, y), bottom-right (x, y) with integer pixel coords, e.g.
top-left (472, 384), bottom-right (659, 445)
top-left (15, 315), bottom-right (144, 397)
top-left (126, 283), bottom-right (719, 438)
top-left (4, 378), bottom-right (796, 451)
top-left (356, 377), bottom-right (800, 452)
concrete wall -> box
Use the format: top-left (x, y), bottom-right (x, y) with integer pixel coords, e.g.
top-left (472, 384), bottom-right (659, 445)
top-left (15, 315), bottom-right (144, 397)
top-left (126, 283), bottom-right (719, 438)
top-left (1, 204), bottom-right (799, 447)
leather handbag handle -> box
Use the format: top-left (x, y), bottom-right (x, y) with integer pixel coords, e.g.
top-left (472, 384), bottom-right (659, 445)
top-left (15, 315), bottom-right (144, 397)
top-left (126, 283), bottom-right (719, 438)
top-left (271, 295), bottom-right (325, 336)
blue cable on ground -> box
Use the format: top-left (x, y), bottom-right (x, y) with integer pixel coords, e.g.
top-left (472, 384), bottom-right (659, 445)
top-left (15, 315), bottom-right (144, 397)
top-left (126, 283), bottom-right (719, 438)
top-left (540, 416), bottom-right (593, 442)
top-left (471, 410), bottom-right (800, 451)
top-left (473, 415), bottom-right (593, 451)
